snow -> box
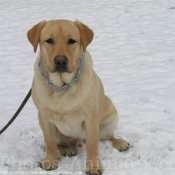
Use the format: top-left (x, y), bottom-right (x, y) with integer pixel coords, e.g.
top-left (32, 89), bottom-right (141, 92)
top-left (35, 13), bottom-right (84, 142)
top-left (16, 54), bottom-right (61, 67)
top-left (0, 0), bottom-right (175, 175)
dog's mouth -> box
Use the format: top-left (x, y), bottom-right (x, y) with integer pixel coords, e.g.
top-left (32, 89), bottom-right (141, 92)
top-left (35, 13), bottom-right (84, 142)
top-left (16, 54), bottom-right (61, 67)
top-left (53, 65), bottom-right (74, 74)
top-left (55, 66), bottom-right (68, 73)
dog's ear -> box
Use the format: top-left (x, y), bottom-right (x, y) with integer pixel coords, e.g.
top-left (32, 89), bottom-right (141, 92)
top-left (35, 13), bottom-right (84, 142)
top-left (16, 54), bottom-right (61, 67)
top-left (75, 21), bottom-right (94, 52)
top-left (27, 20), bottom-right (46, 53)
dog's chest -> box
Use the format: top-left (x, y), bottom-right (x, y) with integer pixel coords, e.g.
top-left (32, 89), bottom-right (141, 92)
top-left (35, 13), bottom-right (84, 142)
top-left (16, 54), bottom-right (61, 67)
top-left (51, 113), bottom-right (86, 139)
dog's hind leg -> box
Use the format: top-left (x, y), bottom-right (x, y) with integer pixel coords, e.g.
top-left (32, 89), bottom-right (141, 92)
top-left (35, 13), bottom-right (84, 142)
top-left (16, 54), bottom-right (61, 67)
top-left (100, 124), bottom-right (130, 152)
top-left (100, 96), bottom-right (130, 152)
top-left (100, 127), bottom-right (130, 152)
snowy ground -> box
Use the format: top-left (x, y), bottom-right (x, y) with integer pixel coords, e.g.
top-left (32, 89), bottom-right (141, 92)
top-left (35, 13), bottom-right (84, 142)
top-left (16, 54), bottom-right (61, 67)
top-left (0, 0), bottom-right (175, 175)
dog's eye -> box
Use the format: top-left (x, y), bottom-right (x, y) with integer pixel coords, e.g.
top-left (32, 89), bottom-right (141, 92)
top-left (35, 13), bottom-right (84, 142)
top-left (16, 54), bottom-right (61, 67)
top-left (45, 38), bottom-right (54, 44)
top-left (68, 38), bottom-right (76, 44)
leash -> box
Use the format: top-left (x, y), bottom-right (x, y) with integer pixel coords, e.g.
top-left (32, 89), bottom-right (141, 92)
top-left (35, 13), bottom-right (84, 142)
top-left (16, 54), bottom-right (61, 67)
top-left (0, 88), bottom-right (31, 135)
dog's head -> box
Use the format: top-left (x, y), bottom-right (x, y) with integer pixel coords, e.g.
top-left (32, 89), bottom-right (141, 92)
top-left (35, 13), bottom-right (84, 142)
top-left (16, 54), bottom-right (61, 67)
top-left (27, 20), bottom-right (93, 73)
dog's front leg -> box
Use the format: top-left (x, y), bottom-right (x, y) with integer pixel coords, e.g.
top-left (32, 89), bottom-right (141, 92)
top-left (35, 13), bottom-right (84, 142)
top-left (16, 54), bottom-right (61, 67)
top-left (85, 113), bottom-right (103, 175)
top-left (38, 112), bottom-right (58, 170)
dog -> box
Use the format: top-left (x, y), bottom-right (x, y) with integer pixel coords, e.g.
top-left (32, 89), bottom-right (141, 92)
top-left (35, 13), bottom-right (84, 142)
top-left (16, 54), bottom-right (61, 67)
top-left (27, 19), bottom-right (130, 175)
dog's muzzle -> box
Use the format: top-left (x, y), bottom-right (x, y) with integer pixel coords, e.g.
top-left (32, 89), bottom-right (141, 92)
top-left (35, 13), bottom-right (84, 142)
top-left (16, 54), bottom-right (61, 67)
top-left (38, 57), bottom-right (83, 92)
top-left (54, 55), bottom-right (68, 72)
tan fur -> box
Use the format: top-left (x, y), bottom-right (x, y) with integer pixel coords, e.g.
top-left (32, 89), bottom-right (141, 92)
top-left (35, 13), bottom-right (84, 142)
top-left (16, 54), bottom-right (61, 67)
top-left (27, 19), bottom-right (130, 175)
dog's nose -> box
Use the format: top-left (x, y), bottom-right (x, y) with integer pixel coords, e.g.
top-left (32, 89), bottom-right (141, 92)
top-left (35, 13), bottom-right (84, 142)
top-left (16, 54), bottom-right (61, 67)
top-left (54, 55), bottom-right (68, 72)
top-left (54, 55), bottom-right (68, 65)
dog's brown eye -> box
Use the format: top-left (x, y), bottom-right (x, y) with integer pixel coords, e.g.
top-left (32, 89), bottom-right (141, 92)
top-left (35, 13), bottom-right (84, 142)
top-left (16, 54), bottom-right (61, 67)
top-left (45, 38), bottom-right (54, 44)
top-left (68, 38), bottom-right (76, 44)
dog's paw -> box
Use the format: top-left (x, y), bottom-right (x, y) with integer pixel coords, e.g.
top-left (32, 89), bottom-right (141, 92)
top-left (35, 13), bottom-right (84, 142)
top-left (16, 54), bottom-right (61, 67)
top-left (60, 147), bottom-right (77, 157)
top-left (86, 160), bottom-right (103, 175)
top-left (41, 159), bottom-right (58, 170)
top-left (112, 139), bottom-right (130, 152)
top-left (86, 169), bottom-right (103, 175)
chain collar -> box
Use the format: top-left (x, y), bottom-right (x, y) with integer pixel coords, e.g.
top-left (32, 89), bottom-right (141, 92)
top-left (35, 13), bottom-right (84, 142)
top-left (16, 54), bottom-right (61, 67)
top-left (38, 57), bottom-right (83, 92)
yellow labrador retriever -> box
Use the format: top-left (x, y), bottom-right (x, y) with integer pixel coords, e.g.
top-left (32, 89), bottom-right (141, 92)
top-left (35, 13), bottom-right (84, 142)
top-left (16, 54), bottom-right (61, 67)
top-left (27, 19), bottom-right (130, 175)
